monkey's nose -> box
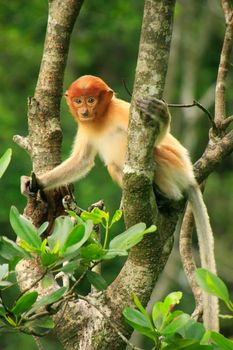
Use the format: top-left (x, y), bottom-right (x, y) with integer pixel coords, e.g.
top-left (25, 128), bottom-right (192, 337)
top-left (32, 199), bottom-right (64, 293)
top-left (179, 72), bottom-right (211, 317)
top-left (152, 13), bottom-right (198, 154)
top-left (81, 110), bottom-right (89, 118)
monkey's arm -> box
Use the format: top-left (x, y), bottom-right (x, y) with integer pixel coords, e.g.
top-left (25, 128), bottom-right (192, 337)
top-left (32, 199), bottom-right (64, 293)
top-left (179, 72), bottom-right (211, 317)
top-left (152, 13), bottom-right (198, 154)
top-left (21, 132), bottom-right (96, 194)
top-left (39, 133), bottom-right (96, 190)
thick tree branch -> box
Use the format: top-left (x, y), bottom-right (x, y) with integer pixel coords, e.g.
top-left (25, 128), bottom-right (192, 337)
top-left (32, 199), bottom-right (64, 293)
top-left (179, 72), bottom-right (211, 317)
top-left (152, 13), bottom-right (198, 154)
top-left (194, 129), bottom-right (233, 183)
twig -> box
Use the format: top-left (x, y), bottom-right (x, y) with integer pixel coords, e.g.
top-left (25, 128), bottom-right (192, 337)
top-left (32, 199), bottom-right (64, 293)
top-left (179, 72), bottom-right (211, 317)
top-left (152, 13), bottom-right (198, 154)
top-left (24, 310), bottom-right (50, 322)
top-left (122, 78), bottom-right (132, 97)
top-left (222, 115), bottom-right (233, 129)
top-left (77, 294), bottom-right (143, 350)
top-left (16, 268), bottom-right (48, 301)
top-left (167, 100), bottom-right (216, 129)
top-left (33, 337), bottom-right (45, 350)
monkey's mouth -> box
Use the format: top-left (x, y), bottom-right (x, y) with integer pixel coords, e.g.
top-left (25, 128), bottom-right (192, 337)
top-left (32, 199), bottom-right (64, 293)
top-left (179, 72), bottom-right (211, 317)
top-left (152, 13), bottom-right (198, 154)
top-left (79, 115), bottom-right (95, 121)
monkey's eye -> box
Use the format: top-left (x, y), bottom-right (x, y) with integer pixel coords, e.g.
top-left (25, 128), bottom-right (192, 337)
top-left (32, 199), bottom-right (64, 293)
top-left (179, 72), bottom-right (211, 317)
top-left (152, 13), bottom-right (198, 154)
top-left (87, 96), bottom-right (96, 104)
top-left (73, 98), bottom-right (83, 105)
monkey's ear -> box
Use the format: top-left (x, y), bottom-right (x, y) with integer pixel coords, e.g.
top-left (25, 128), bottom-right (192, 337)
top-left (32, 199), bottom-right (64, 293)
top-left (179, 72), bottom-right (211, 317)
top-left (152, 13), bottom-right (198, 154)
top-left (102, 89), bottom-right (113, 105)
top-left (107, 89), bottom-right (114, 100)
top-left (64, 90), bottom-right (69, 99)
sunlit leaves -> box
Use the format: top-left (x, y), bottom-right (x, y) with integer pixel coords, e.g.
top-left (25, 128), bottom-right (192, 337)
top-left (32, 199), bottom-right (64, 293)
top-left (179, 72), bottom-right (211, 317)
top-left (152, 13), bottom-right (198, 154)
top-left (0, 149), bottom-right (12, 178)
top-left (109, 223), bottom-right (156, 250)
top-left (123, 286), bottom-right (233, 349)
top-left (10, 206), bottom-right (41, 249)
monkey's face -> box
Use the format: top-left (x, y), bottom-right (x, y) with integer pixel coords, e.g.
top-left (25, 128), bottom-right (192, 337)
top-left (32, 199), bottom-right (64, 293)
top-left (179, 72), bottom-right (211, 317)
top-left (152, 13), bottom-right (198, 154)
top-left (65, 76), bottom-right (114, 124)
top-left (71, 95), bottom-right (99, 122)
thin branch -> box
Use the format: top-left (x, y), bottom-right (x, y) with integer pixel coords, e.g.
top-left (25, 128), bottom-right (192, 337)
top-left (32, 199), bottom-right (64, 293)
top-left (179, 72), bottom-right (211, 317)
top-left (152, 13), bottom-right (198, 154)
top-left (221, 115), bottom-right (233, 129)
top-left (33, 337), bottom-right (45, 350)
top-left (17, 268), bottom-right (48, 300)
top-left (215, 1), bottom-right (233, 126)
top-left (167, 100), bottom-right (216, 129)
top-left (122, 78), bottom-right (132, 97)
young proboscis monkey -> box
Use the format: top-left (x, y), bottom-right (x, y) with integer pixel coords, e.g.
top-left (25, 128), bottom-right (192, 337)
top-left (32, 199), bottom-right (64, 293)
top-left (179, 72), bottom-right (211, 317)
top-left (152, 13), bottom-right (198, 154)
top-left (21, 75), bottom-right (218, 330)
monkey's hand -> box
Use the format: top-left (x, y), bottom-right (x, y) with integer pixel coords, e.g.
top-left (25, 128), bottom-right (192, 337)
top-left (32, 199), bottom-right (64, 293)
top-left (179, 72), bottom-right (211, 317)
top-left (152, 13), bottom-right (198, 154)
top-left (20, 172), bottom-right (40, 198)
top-left (136, 97), bottom-right (170, 125)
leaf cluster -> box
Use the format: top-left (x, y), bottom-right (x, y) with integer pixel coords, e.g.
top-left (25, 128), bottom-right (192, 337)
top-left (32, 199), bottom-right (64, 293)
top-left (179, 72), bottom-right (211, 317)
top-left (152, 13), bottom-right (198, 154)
top-left (0, 160), bottom-right (156, 336)
top-left (123, 270), bottom-right (233, 350)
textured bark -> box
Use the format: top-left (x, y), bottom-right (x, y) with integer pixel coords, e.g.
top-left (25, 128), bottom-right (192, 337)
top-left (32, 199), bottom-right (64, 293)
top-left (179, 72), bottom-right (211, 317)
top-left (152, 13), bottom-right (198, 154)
top-left (14, 0), bottom-right (84, 225)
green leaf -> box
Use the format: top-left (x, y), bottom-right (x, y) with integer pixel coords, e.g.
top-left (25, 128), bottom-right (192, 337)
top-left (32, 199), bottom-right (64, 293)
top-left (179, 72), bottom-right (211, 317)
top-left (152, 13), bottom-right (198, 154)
top-left (162, 313), bottom-right (190, 335)
top-left (0, 236), bottom-right (30, 260)
top-left (0, 264), bottom-right (9, 280)
top-left (164, 291), bottom-right (183, 310)
top-left (38, 222), bottom-right (49, 236)
top-left (10, 207), bottom-right (41, 249)
top-left (0, 149), bottom-right (12, 178)
top-left (27, 287), bottom-right (67, 315)
top-left (210, 331), bottom-right (233, 350)
top-left (133, 293), bottom-right (154, 329)
top-left (142, 225), bottom-right (157, 234)
top-left (0, 280), bottom-right (12, 287)
top-left (123, 307), bottom-right (157, 341)
top-left (25, 316), bottom-right (55, 329)
top-left (101, 248), bottom-right (128, 260)
top-left (40, 239), bottom-right (48, 254)
top-left (109, 223), bottom-right (147, 250)
top-left (81, 207), bottom-right (108, 225)
top-left (176, 319), bottom-right (206, 341)
top-left (80, 244), bottom-right (105, 260)
top-left (195, 268), bottom-right (229, 303)
top-left (164, 339), bottom-right (213, 349)
top-left (11, 291), bottom-right (38, 316)
top-left (110, 210), bottom-right (122, 227)
top-left (152, 301), bottom-right (167, 330)
top-left (63, 221), bottom-right (93, 255)
top-left (56, 260), bottom-right (80, 274)
top-left (40, 252), bottom-right (59, 267)
top-left (5, 315), bottom-right (17, 327)
top-left (41, 274), bottom-right (54, 288)
top-left (47, 216), bottom-right (74, 250)
top-left (63, 224), bottom-right (85, 250)
top-left (65, 210), bottom-right (81, 221)
top-left (0, 306), bottom-right (6, 317)
top-left (86, 271), bottom-right (107, 290)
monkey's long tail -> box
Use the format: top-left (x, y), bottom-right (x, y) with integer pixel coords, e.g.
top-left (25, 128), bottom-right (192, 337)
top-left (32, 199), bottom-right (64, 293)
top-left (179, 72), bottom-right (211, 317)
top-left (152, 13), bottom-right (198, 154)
top-left (188, 185), bottom-right (219, 332)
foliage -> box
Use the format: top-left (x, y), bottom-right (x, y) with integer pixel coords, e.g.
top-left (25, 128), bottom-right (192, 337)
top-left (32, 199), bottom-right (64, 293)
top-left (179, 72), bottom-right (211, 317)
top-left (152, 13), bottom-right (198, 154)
top-left (0, 149), bottom-right (12, 179)
top-left (0, 203), bottom-right (156, 336)
top-left (123, 272), bottom-right (233, 350)
top-left (196, 268), bottom-right (233, 317)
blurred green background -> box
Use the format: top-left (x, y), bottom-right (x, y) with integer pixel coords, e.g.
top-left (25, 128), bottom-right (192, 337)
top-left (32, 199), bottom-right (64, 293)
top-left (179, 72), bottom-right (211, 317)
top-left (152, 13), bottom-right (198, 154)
top-left (0, 0), bottom-right (232, 349)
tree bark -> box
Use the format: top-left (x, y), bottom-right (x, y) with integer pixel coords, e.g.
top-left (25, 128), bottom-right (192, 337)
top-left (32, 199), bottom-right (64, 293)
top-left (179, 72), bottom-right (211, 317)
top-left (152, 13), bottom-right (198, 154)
top-left (14, 0), bottom-right (84, 225)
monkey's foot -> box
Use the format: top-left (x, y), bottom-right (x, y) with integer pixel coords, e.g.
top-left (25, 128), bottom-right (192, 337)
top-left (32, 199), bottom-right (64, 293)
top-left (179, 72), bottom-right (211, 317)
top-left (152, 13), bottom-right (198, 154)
top-left (20, 172), bottom-right (39, 198)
